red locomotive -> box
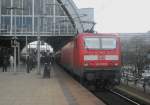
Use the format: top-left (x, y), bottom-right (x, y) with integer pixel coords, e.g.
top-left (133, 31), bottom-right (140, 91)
top-left (57, 33), bottom-right (121, 88)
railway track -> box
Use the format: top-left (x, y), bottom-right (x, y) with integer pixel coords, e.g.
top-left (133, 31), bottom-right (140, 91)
top-left (70, 72), bottom-right (148, 105)
top-left (93, 89), bottom-right (141, 105)
top-left (59, 65), bottom-right (147, 105)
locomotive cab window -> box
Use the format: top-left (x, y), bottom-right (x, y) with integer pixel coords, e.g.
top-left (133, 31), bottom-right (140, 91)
top-left (84, 38), bottom-right (100, 49)
top-left (84, 37), bottom-right (116, 49)
top-left (101, 38), bottom-right (116, 49)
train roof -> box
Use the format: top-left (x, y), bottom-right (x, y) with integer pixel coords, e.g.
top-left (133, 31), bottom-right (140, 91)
top-left (77, 33), bottom-right (119, 38)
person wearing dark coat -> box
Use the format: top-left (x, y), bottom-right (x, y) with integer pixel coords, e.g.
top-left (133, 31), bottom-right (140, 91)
top-left (43, 54), bottom-right (51, 78)
top-left (26, 56), bottom-right (33, 73)
top-left (2, 56), bottom-right (9, 72)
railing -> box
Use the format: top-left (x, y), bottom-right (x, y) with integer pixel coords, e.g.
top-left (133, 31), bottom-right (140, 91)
top-left (121, 67), bottom-right (150, 94)
top-left (0, 32), bottom-right (76, 36)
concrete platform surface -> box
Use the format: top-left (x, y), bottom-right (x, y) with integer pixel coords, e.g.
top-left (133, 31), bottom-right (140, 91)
top-left (0, 65), bottom-right (105, 105)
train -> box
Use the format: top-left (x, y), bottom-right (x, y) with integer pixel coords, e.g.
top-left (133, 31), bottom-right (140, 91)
top-left (56, 33), bottom-right (122, 88)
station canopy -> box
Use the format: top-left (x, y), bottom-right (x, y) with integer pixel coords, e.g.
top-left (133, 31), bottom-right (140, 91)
top-left (0, 0), bottom-right (94, 37)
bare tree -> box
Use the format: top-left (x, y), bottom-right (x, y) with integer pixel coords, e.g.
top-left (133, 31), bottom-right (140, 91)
top-left (122, 36), bottom-right (149, 77)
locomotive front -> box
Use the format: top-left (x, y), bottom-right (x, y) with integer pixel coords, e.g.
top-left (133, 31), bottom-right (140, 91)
top-left (79, 34), bottom-right (121, 86)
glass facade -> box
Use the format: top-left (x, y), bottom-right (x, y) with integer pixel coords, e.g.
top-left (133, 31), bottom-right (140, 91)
top-left (0, 0), bottom-right (76, 36)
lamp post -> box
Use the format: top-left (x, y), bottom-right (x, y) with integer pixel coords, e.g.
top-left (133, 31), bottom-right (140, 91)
top-left (36, 2), bottom-right (55, 74)
top-left (0, 0), bottom-right (1, 34)
top-left (6, 7), bottom-right (24, 73)
top-left (6, 7), bottom-right (17, 73)
top-left (37, 16), bottom-right (41, 74)
top-left (37, 16), bottom-right (46, 75)
top-left (11, 36), bottom-right (17, 73)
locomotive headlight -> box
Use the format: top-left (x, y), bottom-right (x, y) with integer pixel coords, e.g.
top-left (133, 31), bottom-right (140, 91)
top-left (114, 63), bottom-right (119, 66)
top-left (84, 63), bottom-right (89, 66)
top-left (84, 55), bottom-right (98, 61)
top-left (105, 55), bottom-right (119, 60)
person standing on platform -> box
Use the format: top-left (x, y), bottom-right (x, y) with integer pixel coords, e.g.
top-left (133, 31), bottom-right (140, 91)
top-left (9, 55), bottom-right (14, 72)
top-left (26, 55), bottom-right (31, 73)
top-left (2, 56), bottom-right (8, 72)
top-left (43, 53), bottom-right (51, 78)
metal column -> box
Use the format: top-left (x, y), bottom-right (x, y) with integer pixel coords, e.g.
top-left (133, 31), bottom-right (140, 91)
top-left (14, 42), bottom-right (16, 73)
top-left (53, 0), bottom-right (55, 36)
top-left (59, 24), bottom-right (60, 36)
top-left (26, 35), bottom-right (28, 61)
top-left (43, 0), bottom-right (47, 33)
top-left (37, 17), bottom-right (41, 74)
top-left (0, 0), bottom-right (1, 32)
top-left (10, 0), bottom-right (13, 36)
top-left (18, 42), bottom-right (20, 72)
top-left (32, 0), bottom-right (34, 36)
top-left (21, 0), bottom-right (24, 72)
top-left (21, 0), bottom-right (23, 33)
top-left (14, 9), bottom-right (17, 73)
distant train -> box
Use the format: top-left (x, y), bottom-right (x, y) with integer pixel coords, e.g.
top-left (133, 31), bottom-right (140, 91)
top-left (56, 33), bottom-right (122, 88)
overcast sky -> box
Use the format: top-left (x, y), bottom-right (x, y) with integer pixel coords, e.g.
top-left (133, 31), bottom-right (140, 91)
top-left (74, 0), bottom-right (150, 33)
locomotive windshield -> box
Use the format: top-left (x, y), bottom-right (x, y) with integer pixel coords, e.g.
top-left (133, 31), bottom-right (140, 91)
top-left (84, 38), bottom-right (100, 49)
top-left (84, 37), bottom-right (116, 49)
top-left (101, 38), bottom-right (116, 49)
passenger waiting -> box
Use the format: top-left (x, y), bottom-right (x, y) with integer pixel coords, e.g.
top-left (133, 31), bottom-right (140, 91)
top-left (9, 55), bottom-right (14, 72)
top-left (2, 56), bottom-right (9, 72)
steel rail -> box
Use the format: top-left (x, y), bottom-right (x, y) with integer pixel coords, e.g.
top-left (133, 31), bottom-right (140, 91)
top-left (110, 90), bottom-right (140, 105)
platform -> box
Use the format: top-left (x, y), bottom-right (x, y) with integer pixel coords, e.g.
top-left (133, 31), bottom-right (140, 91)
top-left (0, 64), bottom-right (105, 105)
